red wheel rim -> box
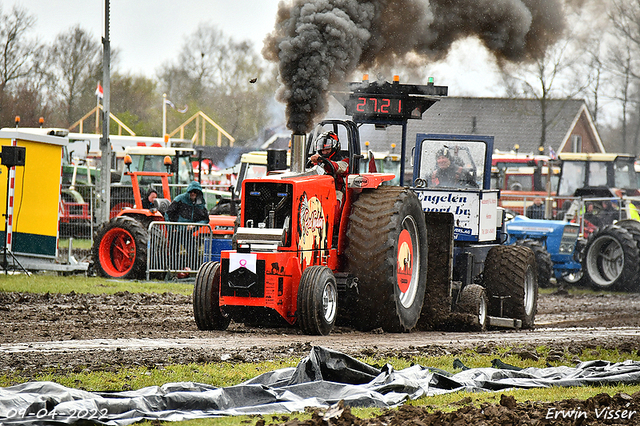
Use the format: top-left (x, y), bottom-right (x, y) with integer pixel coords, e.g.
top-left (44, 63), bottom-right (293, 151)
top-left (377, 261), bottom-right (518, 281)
top-left (99, 227), bottom-right (136, 277)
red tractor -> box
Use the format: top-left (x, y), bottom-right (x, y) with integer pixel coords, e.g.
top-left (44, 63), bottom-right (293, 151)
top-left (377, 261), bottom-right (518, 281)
top-left (193, 122), bottom-right (426, 334)
top-left (92, 155), bottom-right (235, 280)
top-left (193, 78), bottom-right (537, 335)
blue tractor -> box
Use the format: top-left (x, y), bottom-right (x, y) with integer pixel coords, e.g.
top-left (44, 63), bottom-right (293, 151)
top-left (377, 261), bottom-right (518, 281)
top-left (504, 215), bottom-right (582, 287)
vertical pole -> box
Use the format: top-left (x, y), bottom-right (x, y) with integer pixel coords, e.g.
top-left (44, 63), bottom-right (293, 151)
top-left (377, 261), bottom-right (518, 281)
top-left (162, 93), bottom-right (167, 140)
top-left (98, 0), bottom-right (112, 224)
top-left (400, 122), bottom-right (407, 186)
top-left (3, 169), bottom-right (10, 273)
top-left (95, 92), bottom-right (100, 134)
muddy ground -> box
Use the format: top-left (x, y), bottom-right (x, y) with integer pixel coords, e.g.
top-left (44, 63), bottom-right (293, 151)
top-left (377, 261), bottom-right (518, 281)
top-left (1, 288), bottom-right (640, 425)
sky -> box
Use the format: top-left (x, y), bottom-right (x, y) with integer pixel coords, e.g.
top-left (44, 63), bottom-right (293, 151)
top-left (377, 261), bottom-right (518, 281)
top-left (10, 0), bottom-right (504, 97)
top-left (11, 0), bottom-right (281, 77)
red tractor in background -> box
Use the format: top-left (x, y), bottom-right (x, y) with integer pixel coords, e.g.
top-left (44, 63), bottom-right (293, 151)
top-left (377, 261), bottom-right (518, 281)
top-left (92, 154), bottom-right (235, 280)
top-left (193, 78), bottom-right (538, 335)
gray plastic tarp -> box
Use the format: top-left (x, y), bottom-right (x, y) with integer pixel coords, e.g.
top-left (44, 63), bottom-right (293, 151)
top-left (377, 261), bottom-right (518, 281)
top-left (1, 346), bottom-right (640, 425)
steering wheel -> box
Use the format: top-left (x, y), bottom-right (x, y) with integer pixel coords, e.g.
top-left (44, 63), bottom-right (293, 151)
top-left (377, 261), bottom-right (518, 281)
top-left (317, 156), bottom-right (337, 177)
top-left (307, 156), bottom-right (337, 177)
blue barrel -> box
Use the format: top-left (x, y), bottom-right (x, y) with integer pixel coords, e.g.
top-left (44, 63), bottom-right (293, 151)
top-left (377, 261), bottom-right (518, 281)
top-left (204, 237), bottom-right (233, 262)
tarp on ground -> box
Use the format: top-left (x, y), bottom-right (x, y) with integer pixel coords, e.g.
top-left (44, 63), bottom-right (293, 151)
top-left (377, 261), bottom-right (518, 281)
top-left (1, 346), bottom-right (640, 425)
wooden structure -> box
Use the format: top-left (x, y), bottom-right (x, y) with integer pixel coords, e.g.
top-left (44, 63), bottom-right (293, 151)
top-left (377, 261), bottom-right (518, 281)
top-left (169, 111), bottom-right (235, 147)
top-left (68, 105), bottom-right (136, 136)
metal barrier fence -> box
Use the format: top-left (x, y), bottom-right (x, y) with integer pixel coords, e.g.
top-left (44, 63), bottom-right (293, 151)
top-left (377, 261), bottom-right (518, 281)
top-left (57, 182), bottom-right (230, 265)
top-left (499, 194), bottom-right (635, 237)
top-left (147, 222), bottom-right (227, 280)
top-left (59, 184), bottom-right (95, 239)
top-left (499, 194), bottom-right (579, 219)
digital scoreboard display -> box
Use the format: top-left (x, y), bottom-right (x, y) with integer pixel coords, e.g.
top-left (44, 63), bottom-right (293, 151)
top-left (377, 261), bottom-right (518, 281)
top-left (345, 95), bottom-right (405, 119)
top-left (341, 80), bottom-right (448, 122)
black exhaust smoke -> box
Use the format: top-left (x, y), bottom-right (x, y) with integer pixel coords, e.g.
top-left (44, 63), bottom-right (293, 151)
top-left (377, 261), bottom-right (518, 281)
top-left (263, 0), bottom-right (566, 134)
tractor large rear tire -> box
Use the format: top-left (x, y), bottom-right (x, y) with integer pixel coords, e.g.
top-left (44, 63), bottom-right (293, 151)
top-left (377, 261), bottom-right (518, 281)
top-left (297, 265), bottom-right (338, 335)
top-left (484, 245), bottom-right (538, 329)
top-left (616, 220), bottom-right (640, 291)
top-left (92, 216), bottom-right (148, 279)
top-left (582, 224), bottom-right (640, 291)
top-left (345, 187), bottom-right (428, 333)
top-left (516, 239), bottom-right (553, 288)
top-left (193, 261), bottom-right (230, 330)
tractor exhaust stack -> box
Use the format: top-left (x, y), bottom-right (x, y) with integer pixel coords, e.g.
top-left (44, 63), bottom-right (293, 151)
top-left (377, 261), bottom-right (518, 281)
top-left (291, 133), bottom-right (306, 174)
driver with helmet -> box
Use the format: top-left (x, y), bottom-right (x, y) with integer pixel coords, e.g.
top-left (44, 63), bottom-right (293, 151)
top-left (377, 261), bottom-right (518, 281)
top-left (430, 146), bottom-right (477, 188)
top-left (310, 131), bottom-right (349, 204)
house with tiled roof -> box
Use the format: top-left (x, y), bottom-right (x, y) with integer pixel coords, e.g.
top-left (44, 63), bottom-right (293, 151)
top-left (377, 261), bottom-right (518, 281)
top-left (324, 95), bottom-right (603, 178)
top-left (415, 97), bottom-right (604, 155)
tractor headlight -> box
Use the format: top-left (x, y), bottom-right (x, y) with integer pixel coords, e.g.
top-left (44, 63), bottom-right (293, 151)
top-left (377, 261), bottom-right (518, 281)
top-left (559, 224), bottom-right (580, 253)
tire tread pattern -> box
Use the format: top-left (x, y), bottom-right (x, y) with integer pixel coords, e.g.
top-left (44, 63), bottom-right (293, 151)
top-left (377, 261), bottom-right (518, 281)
top-left (484, 245), bottom-right (538, 329)
top-left (297, 265), bottom-right (336, 335)
top-left (345, 187), bottom-right (427, 332)
top-left (193, 261), bottom-right (230, 330)
top-left (456, 284), bottom-right (487, 331)
top-left (516, 239), bottom-right (553, 288)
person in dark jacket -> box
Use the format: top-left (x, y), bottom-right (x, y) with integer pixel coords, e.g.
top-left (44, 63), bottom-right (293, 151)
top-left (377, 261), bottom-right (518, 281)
top-left (165, 181), bottom-right (209, 223)
top-left (526, 197), bottom-right (545, 219)
top-left (141, 188), bottom-right (158, 210)
top-left (598, 200), bottom-right (618, 226)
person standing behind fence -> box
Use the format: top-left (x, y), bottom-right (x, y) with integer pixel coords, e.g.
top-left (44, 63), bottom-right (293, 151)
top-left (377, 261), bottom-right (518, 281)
top-left (165, 181), bottom-right (209, 224)
top-left (142, 188), bottom-right (158, 210)
top-left (599, 200), bottom-right (618, 226)
top-left (526, 197), bottom-right (545, 219)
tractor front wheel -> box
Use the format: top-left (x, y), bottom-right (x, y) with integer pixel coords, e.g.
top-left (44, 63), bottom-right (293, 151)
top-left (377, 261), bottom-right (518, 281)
top-left (193, 261), bottom-right (230, 330)
top-left (516, 239), bottom-right (553, 288)
top-left (92, 216), bottom-right (148, 279)
top-left (296, 265), bottom-right (338, 335)
top-left (484, 245), bottom-right (538, 329)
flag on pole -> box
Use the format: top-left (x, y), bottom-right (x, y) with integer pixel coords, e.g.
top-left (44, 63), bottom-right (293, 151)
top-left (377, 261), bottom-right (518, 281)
top-left (549, 146), bottom-right (557, 160)
top-left (164, 98), bottom-right (188, 113)
top-left (95, 82), bottom-right (104, 99)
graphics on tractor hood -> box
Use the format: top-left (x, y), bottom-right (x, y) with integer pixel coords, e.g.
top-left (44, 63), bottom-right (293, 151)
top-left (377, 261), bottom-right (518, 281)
top-left (297, 193), bottom-right (328, 267)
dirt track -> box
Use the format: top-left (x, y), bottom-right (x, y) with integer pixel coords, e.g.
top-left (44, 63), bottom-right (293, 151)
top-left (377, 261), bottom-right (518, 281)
top-left (1, 289), bottom-right (640, 375)
top-left (2, 288), bottom-right (640, 425)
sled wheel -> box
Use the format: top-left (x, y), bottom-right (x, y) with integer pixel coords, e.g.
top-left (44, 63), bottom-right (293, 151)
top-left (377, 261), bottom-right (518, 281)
top-left (516, 239), bottom-right (554, 288)
top-left (484, 245), bottom-right (538, 329)
top-left (346, 187), bottom-right (428, 332)
top-left (582, 224), bottom-right (640, 291)
top-left (557, 270), bottom-right (584, 286)
top-left (92, 216), bottom-right (148, 279)
top-left (193, 261), bottom-right (230, 330)
top-left (456, 284), bottom-right (488, 331)
top-left (296, 265), bottom-right (338, 335)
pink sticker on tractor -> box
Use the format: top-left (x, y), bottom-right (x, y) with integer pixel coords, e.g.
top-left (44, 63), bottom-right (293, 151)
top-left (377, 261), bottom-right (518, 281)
top-left (397, 229), bottom-right (413, 293)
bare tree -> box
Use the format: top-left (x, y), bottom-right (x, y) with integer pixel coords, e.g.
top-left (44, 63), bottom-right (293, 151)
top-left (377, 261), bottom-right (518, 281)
top-left (158, 23), bottom-right (277, 142)
top-left (46, 25), bottom-right (102, 127)
top-left (0, 4), bottom-right (41, 124)
top-left (608, 0), bottom-right (640, 156)
top-left (500, 26), bottom-right (592, 151)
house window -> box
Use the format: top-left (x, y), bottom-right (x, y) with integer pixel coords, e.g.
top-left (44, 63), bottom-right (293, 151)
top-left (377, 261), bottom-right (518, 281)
top-left (571, 135), bottom-right (582, 152)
